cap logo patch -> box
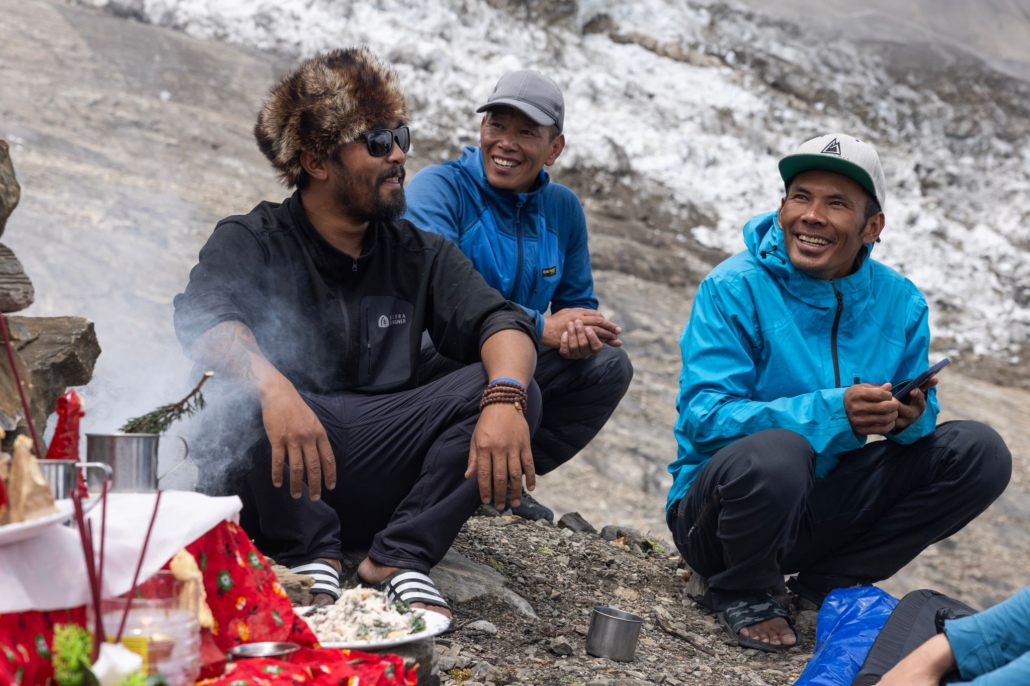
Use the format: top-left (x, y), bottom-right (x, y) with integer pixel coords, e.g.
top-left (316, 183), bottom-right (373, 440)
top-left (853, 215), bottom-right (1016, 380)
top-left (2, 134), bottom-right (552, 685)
top-left (821, 138), bottom-right (842, 156)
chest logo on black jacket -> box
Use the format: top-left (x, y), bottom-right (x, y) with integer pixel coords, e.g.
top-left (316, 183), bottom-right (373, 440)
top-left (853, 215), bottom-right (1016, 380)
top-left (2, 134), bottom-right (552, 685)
top-left (361, 296), bottom-right (413, 388)
top-left (378, 314), bottom-right (408, 327)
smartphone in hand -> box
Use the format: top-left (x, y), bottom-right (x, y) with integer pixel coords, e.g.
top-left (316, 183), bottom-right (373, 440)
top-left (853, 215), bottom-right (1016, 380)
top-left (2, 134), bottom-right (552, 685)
top-left (893, 358), bottom-right (950, 400)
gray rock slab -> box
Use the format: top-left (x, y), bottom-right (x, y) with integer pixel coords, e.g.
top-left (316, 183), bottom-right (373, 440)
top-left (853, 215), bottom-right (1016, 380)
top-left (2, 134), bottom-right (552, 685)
top-left (558, 511), bottom-right (598, 534)
top-left (0, 141), bottom-right (19, 238)
top-left (550, 636), bottom-right (575, 656)
top-left (464, 620), bottom-right (498, 635)
top-left (9, 316), bottom-right (101, 427)
top-left (0, 244), bottom-right (32, 313)
top-left (470, 660), bottom-right (498, 681)
top-left (430, 549), bottom-right (538, 619)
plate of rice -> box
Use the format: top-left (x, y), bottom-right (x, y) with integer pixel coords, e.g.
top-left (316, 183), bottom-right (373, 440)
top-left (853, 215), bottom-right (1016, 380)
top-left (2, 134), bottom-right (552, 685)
top-left (296, 587), bottom-right (451, 649)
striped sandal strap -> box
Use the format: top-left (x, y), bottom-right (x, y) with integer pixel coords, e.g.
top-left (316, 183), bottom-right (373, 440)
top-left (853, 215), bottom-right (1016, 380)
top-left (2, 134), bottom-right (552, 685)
top-left (290, 560), bottom-right (341, 601)
top-left (380, 570), bottom-right (450, 611)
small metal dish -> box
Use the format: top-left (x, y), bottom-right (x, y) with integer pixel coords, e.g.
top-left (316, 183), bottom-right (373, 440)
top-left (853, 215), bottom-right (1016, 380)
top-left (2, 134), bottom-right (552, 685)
top-left (226, 642), bottom-right (301, 661)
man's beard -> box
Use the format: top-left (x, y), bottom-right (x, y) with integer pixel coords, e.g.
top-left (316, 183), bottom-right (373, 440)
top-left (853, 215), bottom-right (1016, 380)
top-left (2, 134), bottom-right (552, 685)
top-left (332, 164), bottom-right (407, 222)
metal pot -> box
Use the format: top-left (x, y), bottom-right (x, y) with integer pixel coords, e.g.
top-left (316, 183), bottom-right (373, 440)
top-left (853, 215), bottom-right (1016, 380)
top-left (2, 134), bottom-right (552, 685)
top-left (585, 606), bottom-right (643, 662)
top-left (37, 460), bottom-right (113, 499)
top-left (85, 433), bottom-right (160, 492)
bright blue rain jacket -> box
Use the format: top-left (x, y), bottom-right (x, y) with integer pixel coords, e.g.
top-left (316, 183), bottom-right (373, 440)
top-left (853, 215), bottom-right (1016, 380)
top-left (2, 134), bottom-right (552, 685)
top-left (403, 147), bottom-right (598, 338)
top-left (668, 211), bottom-right (939, 511)
top-left (946, 586), bottom-right (1030, 685)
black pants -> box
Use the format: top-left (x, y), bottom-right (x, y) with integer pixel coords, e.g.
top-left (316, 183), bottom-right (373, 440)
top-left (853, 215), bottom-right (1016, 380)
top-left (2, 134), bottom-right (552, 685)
top-left (419, 336), bottom-right (633, 474)
top-left (234, 364), bottom-right (541, 572)
top-left (668, 421), bottom-right (1011, 608)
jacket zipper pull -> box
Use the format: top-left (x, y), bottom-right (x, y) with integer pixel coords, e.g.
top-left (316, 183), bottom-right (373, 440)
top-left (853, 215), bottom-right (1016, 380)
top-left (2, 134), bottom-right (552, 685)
top-left (352, 258), bottom-right (358, 272)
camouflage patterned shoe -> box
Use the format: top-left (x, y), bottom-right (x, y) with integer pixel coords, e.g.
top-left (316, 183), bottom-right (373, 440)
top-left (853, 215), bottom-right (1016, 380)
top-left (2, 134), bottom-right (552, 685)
top-left (717, 590), bottom-right (799, 653)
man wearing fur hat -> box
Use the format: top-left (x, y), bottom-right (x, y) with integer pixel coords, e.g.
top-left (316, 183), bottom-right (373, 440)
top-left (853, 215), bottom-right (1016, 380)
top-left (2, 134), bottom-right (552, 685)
top-left (174, 48), bottom-right (541, 615)
top-left (404, 70), bottom-right (633, 522)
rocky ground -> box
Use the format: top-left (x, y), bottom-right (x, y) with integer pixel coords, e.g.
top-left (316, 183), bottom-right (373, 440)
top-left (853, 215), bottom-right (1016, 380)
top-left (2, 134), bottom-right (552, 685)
top-left (432, 514), bottom-right (813, 686)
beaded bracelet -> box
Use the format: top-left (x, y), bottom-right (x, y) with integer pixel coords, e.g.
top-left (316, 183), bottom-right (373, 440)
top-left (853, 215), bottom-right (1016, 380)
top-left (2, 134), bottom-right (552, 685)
top-left (479, 381), bottom-right (528, 413)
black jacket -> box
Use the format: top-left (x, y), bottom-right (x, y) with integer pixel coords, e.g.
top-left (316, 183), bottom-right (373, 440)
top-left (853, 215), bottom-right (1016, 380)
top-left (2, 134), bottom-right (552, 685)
top-left (173, 192), bottom-right (536, 394)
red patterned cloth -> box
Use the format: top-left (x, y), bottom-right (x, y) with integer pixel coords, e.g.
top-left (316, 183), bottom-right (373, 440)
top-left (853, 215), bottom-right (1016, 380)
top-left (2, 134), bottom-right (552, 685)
top-left (0, 608), bottom-right (86, 686)
top-left (196, 648), bottom-right (416, 686)
top-left (184, 520), bottom-right (318, 650)
top-left (1, 520), bottom-right (415, 686)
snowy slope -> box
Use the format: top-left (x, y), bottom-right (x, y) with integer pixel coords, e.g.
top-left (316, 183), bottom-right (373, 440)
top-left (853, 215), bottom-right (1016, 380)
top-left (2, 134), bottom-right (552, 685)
top-left (76, 0), bottom-right (1030, 359)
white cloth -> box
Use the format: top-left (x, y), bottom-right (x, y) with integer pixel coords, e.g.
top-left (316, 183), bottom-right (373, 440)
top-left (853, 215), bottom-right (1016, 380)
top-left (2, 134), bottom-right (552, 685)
top-left (0, 491), bottom-right (241, 613)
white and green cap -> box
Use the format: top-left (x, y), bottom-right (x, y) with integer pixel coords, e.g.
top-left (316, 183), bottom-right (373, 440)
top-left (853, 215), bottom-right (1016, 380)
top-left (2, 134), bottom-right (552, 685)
top-left (778, 133), bottom-right (886, 209)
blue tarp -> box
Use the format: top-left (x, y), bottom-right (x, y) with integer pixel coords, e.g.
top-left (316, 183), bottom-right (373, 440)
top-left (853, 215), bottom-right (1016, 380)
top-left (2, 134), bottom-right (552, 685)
top-left (795, 587), bottom-right (899, 686)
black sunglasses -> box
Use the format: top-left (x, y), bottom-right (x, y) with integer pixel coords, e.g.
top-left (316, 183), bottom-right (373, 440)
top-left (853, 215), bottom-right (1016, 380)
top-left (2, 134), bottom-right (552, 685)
top-left (359, 126), bottom-right (410, 157)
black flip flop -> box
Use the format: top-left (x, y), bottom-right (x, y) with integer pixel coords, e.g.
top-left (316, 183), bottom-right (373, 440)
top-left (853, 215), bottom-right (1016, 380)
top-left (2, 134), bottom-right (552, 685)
top-left (717, 591), bottom-right (800, 653)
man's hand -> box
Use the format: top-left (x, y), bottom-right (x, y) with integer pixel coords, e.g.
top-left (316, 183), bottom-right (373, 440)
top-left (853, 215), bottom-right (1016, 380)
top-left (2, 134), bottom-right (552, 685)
top-left (260, 375), bottom-right (336, 500)
top-left (542, 308), bottom-right (622, 358)
top-left (893, 377), bottom-right (937, 432)
top-left (465, 403), bottom-right (534, 511)
top-left (560, 319), bottom-right (604, 359)
top-left (845, 382), bottom-right (900, 435)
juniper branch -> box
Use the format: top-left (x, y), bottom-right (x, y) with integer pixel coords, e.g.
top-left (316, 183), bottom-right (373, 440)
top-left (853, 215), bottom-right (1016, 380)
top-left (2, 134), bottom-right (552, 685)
top-left (119, 372), bottom-right (214, 434)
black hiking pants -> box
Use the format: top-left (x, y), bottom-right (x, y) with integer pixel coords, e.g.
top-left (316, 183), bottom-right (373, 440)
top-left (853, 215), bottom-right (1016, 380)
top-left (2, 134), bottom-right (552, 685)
top-left (668, 421), bottom-right (1011, 609)
top-left (234, 363), bottom-right (541, 572)
top-left (419, 336), bottom-right (633, 474)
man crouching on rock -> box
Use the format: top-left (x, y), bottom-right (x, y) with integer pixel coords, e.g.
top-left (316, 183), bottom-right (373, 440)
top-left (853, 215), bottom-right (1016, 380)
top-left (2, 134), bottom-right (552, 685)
top-left (173, 47), bottom-right (541, 617)
top-left (667, 134), bottom-right (1011, 651)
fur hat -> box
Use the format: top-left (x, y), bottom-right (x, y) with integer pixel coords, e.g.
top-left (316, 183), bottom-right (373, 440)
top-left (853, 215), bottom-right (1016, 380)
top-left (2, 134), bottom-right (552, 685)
top-left (254, 47), bottom-right (408, 187)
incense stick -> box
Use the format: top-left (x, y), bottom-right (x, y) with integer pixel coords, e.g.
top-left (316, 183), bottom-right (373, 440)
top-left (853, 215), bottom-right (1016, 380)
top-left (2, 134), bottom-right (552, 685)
top-left (98, 482), bottom-right (108, 633)
top-left (71, 493), bottom-right (104, 661)
top-left (85, 519), bottom-right (104, 662)
top-left (0, 310), bottom-right (41, 454)
top-left (115, 490), bottom-right (162, 644)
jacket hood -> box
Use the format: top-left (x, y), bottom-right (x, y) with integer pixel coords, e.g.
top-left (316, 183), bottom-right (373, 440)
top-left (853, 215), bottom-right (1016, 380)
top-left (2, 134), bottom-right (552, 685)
top-left (743, 210), bottom-right (874, 308)
top-left (458, 146), bottom-right (550, 203)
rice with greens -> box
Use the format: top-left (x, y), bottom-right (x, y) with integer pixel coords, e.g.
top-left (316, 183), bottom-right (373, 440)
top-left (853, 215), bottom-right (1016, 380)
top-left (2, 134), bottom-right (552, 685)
top-left (303, 587), bottom-right (428, 642)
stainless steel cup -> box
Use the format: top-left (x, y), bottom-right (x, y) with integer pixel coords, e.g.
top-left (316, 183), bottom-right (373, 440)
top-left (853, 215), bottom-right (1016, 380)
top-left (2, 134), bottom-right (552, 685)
top-left (38, 460), bottom-right (113, 499)
top-left (585, 605), bottom-right (643, 662)
top-left (86, 433), bottom-right (160, 492)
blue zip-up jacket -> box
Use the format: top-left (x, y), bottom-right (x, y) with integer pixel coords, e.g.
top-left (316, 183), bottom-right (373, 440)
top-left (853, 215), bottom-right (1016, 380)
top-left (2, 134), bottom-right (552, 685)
top-left (945, 586), bottom-right (1030, 685)
top-left (668, 210), bottom-right (939, 511)
top-left (403, 146), bottom-right (598, 338)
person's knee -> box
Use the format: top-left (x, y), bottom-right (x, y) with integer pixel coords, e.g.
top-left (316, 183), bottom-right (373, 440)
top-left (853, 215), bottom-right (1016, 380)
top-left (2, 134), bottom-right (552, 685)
top-left (721, 429), bottom-right (813, 501)
top-left (602, 345), bottom-right (634, 396)
top-left (565, 345), bottom-right (633, 392)
top-left (948, 420), bottom-right (1012, 500)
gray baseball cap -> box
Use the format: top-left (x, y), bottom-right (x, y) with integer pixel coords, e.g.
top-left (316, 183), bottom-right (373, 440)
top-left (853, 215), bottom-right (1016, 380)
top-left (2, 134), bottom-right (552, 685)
top-left (779, 133), bottom-right (886, 209)
top-left (476, 70), bottom-right (565, 133)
